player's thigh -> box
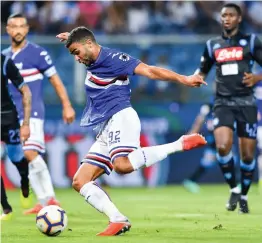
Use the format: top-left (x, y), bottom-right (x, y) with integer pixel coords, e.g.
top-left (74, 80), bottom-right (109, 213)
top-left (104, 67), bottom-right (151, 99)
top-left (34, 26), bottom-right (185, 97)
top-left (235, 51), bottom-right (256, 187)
top-left (213, 106), bottom-right (234, 152)
top-left (21, 118), bottom-right (45, 156)
top-left (236, 106), bottom-right (257, 161)
top-left (106, 107), bottom-right (141, 163)
top-left (236, 106), bottom-right (257, 139)
top-left (73, 163), bottom-right (105, 192)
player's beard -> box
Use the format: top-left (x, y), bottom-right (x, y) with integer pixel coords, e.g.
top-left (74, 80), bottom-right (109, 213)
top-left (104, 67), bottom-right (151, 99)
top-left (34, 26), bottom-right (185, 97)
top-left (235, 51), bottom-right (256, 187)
top-left (12, 35), bottom-right (26, 46)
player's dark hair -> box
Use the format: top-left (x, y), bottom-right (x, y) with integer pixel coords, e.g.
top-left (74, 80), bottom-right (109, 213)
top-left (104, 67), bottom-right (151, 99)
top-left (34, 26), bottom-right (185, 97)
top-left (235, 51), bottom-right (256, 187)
top-left (8, 13), bottom-right (27, 21)
top-left (66, 26), bottom-right (96, 48)
top-left (222, 3), bottom-right (242, 16)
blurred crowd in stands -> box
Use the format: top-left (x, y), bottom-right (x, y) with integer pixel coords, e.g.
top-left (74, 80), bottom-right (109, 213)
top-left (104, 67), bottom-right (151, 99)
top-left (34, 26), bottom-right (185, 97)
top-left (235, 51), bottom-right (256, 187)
top-left (1, 1), bottom-right (262, 35)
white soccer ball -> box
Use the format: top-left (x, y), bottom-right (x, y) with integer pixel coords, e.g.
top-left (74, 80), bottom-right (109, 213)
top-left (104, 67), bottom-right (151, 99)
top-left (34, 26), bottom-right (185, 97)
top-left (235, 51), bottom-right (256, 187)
top-left (36, 205), bottom-right (68, 236)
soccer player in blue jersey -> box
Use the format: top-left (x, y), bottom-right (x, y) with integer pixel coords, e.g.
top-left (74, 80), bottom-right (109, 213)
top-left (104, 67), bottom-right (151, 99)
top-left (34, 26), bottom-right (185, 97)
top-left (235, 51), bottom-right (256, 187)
top-left (57, 27), bottom-right (207, 236)
top-left (3, 13), bottom-right (76, 214)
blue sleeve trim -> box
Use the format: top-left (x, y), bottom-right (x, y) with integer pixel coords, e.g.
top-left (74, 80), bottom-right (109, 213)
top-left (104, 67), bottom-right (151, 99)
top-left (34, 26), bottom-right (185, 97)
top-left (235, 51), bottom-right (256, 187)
top-left (250, 34), bottom-right (256, 56)
top-left (3, 56), bottom-right (9, 76)
top-left (206, 40), bottom-right (213, 59)
top-left (18, 82), bottom-right (25, 89)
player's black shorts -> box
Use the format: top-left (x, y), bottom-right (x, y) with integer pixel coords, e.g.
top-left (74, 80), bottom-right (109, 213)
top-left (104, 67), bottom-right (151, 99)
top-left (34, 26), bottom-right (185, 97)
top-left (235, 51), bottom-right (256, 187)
top-left (1, 110), bottom-right (21, 145)
top-left (213, 104), bottom-right (257, 139)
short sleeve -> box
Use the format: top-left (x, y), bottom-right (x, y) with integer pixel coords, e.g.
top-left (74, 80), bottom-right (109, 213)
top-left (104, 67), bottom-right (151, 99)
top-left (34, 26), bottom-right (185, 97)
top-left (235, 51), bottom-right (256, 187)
top-left (36, 47), bottom-right (57, 78)
top-left (110, 52), bottom-right (141, 76)
top-left (6, 57), bottom-right (25, 90)
top-left (198, 40), bottom-right (214, 75)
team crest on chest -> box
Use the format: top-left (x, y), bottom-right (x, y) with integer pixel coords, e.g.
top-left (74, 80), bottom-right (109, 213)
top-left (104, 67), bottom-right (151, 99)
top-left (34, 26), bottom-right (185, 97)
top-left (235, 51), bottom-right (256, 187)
top-left (239, 39), bottom-right (247, 46)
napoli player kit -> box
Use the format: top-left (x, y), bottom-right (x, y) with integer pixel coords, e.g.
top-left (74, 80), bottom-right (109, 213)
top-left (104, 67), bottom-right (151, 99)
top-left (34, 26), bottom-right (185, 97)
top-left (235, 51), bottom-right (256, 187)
top-left (2, 42), bottom-right (56, 154)
top-left (80, 47), bottom-right (142, 174)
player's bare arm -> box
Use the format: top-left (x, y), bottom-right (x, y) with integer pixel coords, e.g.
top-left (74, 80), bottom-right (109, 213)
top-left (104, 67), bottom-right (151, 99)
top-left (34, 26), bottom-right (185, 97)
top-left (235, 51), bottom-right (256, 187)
top-left (49, 74), bottom-right (75, 124)
top-left (19, 84), bottom-right (31, 141)
top-left (134, 63), bottom-right (207, 87)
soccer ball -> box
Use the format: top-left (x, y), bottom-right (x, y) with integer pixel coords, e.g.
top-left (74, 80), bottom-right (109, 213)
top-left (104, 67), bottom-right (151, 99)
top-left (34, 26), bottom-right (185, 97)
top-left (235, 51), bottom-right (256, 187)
top-left (36, 205), bottom-right (68, 236)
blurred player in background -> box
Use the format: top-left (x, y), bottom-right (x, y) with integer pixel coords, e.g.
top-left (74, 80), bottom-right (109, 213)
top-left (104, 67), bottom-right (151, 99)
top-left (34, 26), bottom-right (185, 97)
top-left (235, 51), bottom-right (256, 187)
top-left (2, 13), bottom-right (76, 215)
top-left (183, 103), bottom-right (216, 193)
top-left (56, 26), bottom-right (207, 236)
top-left (1, 53), bottom-right (31, 220)
top-left (183, 103), bottom-right (239, 193)
top-left (254, 66), bottom-right (262, 192)
top-left (196, 3), bottom-right (262, 213)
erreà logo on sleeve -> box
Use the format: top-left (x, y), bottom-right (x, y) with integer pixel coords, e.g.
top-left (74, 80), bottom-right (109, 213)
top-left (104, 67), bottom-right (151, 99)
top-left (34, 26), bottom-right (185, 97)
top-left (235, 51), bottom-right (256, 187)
top-left (215, 47), bottom-right (243, 63)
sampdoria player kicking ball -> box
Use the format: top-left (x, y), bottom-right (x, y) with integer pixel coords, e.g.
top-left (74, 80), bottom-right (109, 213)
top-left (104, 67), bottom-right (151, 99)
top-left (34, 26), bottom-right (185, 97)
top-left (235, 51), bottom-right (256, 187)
top-left (56, 27), bottom-right (207, 236)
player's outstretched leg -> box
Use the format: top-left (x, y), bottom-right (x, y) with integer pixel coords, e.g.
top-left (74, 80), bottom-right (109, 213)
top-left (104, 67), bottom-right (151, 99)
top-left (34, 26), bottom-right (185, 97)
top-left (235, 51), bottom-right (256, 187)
top-left (120, 134), bottom-right (207, 173)
top-left (23, 151), bottom-right (59, 215)
top-left (72, 163), bottom-right (131, 236)
top-left (1, 176), bottom-right (13, 221)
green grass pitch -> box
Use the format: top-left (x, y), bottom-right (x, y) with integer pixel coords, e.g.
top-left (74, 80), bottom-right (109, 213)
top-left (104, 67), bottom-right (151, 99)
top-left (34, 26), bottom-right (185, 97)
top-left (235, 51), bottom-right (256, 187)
top-left (1, 185), bottom-right (262, 243)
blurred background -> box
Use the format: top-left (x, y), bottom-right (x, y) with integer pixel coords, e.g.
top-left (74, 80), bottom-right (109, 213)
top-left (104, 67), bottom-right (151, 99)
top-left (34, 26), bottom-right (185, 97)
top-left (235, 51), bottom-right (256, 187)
top-left (1, 1), bottom-right (262, 189)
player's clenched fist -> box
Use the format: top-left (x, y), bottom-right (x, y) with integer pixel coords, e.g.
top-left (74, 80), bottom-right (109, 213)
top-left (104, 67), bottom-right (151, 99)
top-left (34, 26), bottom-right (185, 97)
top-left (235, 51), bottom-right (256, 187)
top-left (56, 32), bottom-right (70, 42)
top-left (184, 74), bottom-right (207, 87)
top-left (63, 105), bottom-right (76, 124)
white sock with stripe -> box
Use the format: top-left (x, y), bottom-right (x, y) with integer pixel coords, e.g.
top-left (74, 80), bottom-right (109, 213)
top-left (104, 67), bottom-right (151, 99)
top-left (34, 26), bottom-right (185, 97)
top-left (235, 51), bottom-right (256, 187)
top-left (29, 155), bottom-right (55, 204)
top-left (80, 181), bottom-right (127, 222)
top-left (128, 140), bottom-right (183, 170)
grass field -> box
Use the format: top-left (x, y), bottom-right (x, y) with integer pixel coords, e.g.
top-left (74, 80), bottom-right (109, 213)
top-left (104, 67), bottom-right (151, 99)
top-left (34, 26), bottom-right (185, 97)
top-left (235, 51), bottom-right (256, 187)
top-left (1, 185), bottom-right (262, 243)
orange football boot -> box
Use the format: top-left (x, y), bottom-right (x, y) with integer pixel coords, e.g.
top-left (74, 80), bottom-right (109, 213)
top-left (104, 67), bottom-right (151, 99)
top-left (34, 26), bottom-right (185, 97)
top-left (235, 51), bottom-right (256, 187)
top-left (181, 133), bottom-right (207, 151)
top-left (23, 203), bottom-right (43, 215)
top-left (97, 221), bottom-right (131, 236)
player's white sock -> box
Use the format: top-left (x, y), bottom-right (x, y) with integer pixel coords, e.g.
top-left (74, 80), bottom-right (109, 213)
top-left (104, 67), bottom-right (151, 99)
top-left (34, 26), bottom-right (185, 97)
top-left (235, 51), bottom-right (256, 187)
top-left (128, 140), bottom-right (183, 170)
top-left (240, 195), bottom-right (248, 201)
top-left (80, 181), bottom-right (127, 222)
top-left (28, 156), bottom-right (47, 205)
top-left (29, 155), bottom-right (55, 204)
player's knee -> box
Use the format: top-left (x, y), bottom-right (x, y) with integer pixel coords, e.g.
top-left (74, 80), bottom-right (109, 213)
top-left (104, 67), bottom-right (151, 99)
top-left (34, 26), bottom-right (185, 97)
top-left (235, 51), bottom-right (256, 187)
top-left (72, 175), bottom-right (84, 192)
top-left (24, 150), bottom-right (39, 162)
top-left (241, 153), bottom-right (254, 163)
top-left (216, 144), bottom-right (231, 156)
top-left (113, 157), bottom-right (133, 174)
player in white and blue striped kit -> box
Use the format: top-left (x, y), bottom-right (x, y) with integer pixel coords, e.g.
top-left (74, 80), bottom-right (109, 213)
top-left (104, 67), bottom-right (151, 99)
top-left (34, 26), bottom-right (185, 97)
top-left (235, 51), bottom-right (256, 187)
top-left (57, 27), bottom-right (207, 236)
top-left (3, 13), bottom-right (76, 214)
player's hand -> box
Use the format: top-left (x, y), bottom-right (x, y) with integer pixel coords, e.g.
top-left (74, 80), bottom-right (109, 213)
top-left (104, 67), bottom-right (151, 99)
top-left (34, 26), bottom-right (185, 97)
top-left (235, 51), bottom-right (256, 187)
top-left (243, 72), bottom-right (256, 87)
top-left (62, 105), bottom-right (75, 124)
top-left (184, 74), bottom-right (207, 87)
top-left (20, 124), bottom-right (30, 143)
top-left (56, 32), bottom-right (70, 42)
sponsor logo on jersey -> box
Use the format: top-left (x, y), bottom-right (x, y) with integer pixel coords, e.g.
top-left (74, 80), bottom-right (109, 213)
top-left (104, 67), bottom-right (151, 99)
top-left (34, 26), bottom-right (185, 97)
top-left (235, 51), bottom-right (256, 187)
top-left (215, 47), bottom-right (243, 62)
